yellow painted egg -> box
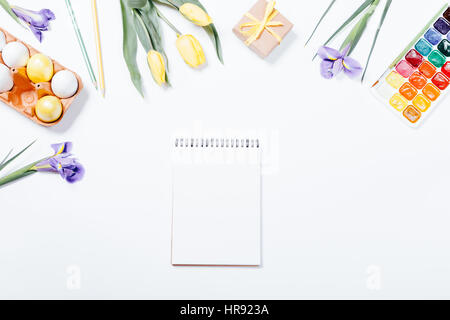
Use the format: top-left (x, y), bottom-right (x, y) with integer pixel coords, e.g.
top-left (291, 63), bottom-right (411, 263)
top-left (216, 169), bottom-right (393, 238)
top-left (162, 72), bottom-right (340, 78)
top-left (27, 53), bottom-right (54, 83)
top-left (35, 96), bottom-right (62, 123)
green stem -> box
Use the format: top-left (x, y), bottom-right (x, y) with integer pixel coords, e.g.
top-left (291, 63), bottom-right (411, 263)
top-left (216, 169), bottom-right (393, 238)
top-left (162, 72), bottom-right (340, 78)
top-left (312, 0), bottom-right (374, 60)
top-left (0, 0), bottom-right (26, 27)
top-left (0, 156), bottom-right (48, 188)
top-left (340, 0), bottom-right (381, 55)
top-left (361, 0), bottom-right (392, 82)
top-left (0, 170), bottom-right (36, 187)
top-left (155, 6), bottom-right (182, 36)
top-left (0, 140), bottom-right (36, 173)
top-left (0, 164), bottom-right (37, 187)
top-left (0, 149), bottom-right (13, 167)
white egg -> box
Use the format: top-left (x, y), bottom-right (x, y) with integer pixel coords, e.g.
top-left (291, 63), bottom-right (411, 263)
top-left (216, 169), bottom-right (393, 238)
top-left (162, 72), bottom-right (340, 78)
top-left (51, 70), bottom-right (78, 99)
top-left (0, 31), bottom-right (6, 52)
top-left (0, 64), bottom-right (13, 93)
top-left (2, 41), bottom-right (29, 68)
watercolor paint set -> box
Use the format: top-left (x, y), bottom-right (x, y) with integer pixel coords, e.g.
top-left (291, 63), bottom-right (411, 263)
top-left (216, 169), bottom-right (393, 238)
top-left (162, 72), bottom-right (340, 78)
top-left (372, 4), bottom-right (450, 127)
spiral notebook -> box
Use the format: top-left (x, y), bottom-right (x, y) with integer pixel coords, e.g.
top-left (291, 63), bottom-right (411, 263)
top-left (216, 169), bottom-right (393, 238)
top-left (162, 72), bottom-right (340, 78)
top-left (171, 137), bottom-right (262, 266)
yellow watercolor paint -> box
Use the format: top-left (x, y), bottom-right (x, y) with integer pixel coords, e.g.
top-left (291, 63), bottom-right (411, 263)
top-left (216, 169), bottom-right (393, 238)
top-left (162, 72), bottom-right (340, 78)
top-left (386, 71), bottom-right (405, 89)
top-left (412, 94), bottom-right (432, 112)
top-left (389, 93), bottom-right (408, 111)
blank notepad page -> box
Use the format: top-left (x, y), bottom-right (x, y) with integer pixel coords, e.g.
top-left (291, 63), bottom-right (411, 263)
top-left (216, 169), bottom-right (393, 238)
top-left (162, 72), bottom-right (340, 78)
top-left (171, 138), bottom-right (261, 266)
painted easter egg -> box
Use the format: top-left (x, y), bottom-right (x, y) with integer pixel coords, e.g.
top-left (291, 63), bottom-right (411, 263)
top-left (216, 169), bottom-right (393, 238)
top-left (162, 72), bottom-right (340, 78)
top-left (1, 41), bottom-right (29, 68)
top-left (51, 70), bottom-right (78, 99)
top-left (35, 96), bottom-right (62, 123)
top-left (0, 64), bottom-right (13, 93)
top-left (27, 54), bottom-right (54, 83)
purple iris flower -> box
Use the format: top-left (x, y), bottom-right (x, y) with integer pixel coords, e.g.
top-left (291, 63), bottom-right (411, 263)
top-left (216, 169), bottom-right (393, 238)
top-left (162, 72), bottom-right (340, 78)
top-left (34, 142), bottom-right (85, 184)
top-left (11, 6), bottom-right (55, 42)
top-left (317, 45), bottom-right (362, 79)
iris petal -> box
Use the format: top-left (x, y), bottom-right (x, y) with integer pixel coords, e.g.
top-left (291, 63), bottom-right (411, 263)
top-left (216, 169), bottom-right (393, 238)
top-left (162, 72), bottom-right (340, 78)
top-left (320, 60), bottom-right (336, 79)
top-left (332, 59), bottom-right (344, 75)
top-left (29, 142), bottom-right (84, 184)
top-left (343, 56), bottom-right (362, 78)
top-left (11, 6), bottom-right (55, 42)
top-left (39, 9), bottom-right (55, 21)
top-left (51, 142), bottom-right (73, 156)
top-left (48, 157), bottom-right (85, 183)
top-left (65, 163), bottom-right (85, 183)
top-left (317, 46), bottom-right (343, 61)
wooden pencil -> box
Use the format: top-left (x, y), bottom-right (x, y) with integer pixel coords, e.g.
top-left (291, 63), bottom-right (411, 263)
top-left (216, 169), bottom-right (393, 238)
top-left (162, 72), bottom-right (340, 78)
top-left (92, 0), bottom-right (105, 97)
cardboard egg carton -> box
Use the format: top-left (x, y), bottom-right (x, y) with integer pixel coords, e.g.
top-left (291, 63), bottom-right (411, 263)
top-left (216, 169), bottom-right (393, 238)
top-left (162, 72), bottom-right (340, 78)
top-left (0, 28), bottom-right (83, 127)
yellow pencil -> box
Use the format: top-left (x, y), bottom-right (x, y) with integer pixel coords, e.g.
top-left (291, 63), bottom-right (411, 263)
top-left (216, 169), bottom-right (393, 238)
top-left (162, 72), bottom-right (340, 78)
top-left (92, 0), bottom-right (105, 97)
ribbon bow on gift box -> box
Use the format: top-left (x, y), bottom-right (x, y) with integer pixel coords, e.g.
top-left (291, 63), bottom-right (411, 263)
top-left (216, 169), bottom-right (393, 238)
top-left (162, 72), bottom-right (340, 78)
top-left (239, 1), bottom-right (284, 46)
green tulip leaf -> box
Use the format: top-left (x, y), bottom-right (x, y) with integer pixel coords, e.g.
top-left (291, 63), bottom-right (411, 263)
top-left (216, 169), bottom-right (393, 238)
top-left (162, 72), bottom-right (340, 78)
top-left (154, 0), bottom-right (179, 8)
top-left (126, 0), bottom-right (147, 8)
top-left (139, 0), bottom-right (170, 83)
top-left (132, 8), bottom-right (153, 52)
top-left (120, 0), bottom-right (144, 96)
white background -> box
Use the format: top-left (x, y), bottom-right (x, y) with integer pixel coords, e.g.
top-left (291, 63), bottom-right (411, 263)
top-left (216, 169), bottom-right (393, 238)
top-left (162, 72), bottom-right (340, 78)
top-left (1, 0), bottom-right (450, 299)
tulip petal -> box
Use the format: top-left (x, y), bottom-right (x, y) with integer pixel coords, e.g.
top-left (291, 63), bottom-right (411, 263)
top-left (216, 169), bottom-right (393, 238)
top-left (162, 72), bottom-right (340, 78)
top-left (176, 35), bottom-right (206, 68)
top-left (192, 37), bottom-right (206, 65)
top-left (179, 3), bottom-right (213, 27)
top-left (147, 50), bottom-right (166, 86)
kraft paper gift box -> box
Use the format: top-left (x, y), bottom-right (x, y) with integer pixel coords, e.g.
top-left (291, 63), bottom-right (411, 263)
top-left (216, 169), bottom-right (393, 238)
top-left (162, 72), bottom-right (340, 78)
top-left (232, 0), bottom-right (294, 59)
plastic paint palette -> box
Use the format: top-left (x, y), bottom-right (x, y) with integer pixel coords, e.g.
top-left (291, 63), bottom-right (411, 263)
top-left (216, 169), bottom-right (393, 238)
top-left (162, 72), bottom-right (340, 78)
top-left (373, 4), bottom-right (450, 127)
top-left (0, 28), bottom-right (83, 127)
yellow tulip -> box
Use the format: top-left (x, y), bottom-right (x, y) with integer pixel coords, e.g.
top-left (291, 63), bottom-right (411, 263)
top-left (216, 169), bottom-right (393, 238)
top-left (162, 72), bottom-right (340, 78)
top-left (176, 35), bottom-right (206, 68)
top-left (147, 50), bottom-right (166, 86)
top-left (179, 3), bottom-right (212, 27)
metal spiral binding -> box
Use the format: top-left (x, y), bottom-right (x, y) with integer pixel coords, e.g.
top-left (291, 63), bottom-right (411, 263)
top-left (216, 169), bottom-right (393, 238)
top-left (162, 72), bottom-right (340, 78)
top-left (174, 138), bottom-right (260, 149)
